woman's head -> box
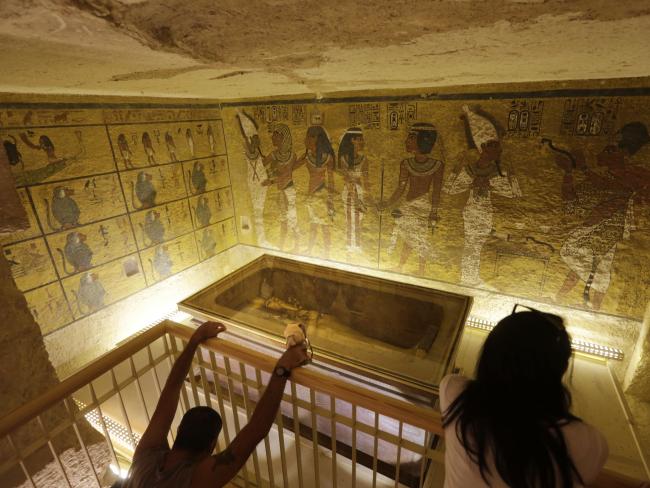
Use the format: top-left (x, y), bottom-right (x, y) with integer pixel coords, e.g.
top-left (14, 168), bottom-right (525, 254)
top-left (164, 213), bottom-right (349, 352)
top-left (173, 406), bottom-right (222, 454)
top-left (306, 126), bottom-right (335, 166)
top-left (405, 123), bottom-right (437, 155)
top-left (476, 310), bottom-right (572, 409)
top-left (338, 127), bottom-right (364, 168)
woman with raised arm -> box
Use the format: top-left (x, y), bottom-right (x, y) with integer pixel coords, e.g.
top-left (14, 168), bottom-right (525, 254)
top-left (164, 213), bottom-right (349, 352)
top-left (440, 308), bottom-right (609, 488)
top-left (121, 321), bottom-right (309, 488)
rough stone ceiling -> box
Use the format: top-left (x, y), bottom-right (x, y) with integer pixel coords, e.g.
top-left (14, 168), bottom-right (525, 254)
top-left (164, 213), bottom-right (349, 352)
top-left (1, 0), bottom-right (650, 100)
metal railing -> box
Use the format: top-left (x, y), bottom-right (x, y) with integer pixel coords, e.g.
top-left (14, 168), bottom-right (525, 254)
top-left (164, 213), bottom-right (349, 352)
top-left (0, 320), bottom-right (646, 488)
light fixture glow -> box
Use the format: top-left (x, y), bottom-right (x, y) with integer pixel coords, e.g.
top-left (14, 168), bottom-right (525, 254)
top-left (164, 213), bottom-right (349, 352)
top-left (74, 399), bottom-right (141, 450)
top-left (465, 316), bottom-right (624, 361)
top-left (109, 463), bottom-right (129, 479)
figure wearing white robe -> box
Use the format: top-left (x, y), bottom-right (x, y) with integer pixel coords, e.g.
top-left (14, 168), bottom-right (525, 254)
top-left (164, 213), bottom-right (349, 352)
top-left (244, 145), bottom-right (269, 246)
top-left (444, 156), bottom-right (521, 286)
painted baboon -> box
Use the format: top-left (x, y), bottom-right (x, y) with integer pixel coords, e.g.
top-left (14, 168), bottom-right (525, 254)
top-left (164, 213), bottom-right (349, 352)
top-left (45, 186), bottom-right (80, 231)
top-left (57, 231), bottom-right (93, 274)
top-left (142, 210), bottom-right (165, 245)
top-left (74, 272), bottom-right (106, 314)
top-left (132, 171), bottom-right (157, 209)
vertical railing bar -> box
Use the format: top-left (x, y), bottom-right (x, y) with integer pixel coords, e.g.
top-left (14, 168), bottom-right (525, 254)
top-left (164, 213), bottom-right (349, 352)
top-left (224, 356), bottom-right (250, 488)
top-left (255, 368), bottom-right (276, 488)
top-left (147, 344), bottom-right (163, 396)
top-left (63, 397), bottom-right (102, 487)
top-left (109, 368), bottom-right (138, 449)
top-left (239, 362), bottom-right (262, 484)
top-left (129, 356), bottom-right (152, 424)
top-left (169, 335), bottom-right (191, 413)
top-left (290, 381), bottom-right (304, 488)
top-left (394, 421), bottom-right (403, 488)
top-left (7, 434), bottom-right (37, 488)
top-left (309, 389), bottom-right (320, 488)
top-left (36, 414), bottom-right (73, 488)
top-left (88, 382), bottom-right (120, 471)
top-left (275, 404), bottom-right (289, 488)
top-left (330, 396), bottom-right (337, 488)
top-left (351, 405), bottom-right (357, 488)
top-left (209, 351), bottom-right (231, 447)
top-left (195, 347), bottom-right (214, 410)
top-left (147, 343), bottom-right (175, 444)
top-left (372, 412), bottom-right (380, 488)
top-left (418, 432), bottom-right (428, 488)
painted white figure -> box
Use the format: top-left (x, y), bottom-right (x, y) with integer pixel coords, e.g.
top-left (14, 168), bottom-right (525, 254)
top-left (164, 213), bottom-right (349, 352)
top-left (338, 127), bottom-right (374, 252)
top-left (382, 123), bottom-right (444, 274)
top-left (443, 106), bottom-right (521, 286)
top-left (236, 110), bottom-right (270, 246)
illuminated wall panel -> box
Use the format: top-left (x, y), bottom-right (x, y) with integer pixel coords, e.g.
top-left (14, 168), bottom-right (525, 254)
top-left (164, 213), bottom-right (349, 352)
top-left (0, 104), bottom-right (238, 335)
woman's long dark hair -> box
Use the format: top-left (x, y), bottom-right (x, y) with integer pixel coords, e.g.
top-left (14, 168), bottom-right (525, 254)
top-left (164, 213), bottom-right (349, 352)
top-left (306, 126), bottom-right (335, 167)
top-left (338, 127), bottom-right (363, 169)
top-left (442, 311), bottom-right (583, 488)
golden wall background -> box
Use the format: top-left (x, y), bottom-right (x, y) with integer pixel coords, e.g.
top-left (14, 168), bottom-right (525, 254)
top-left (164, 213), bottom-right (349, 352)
top-left (2, 86), bottom-right (649, 338)
top-left (223, 89), bottom-right (650, 321)
top-left (0, 104), bottom-right (237, 335)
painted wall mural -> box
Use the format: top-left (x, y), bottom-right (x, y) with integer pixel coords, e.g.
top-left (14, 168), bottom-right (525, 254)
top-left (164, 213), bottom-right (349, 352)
top-left (223, 89), bottom-right (650, 320)
top-left (1, 105), bottom-right (238, 335)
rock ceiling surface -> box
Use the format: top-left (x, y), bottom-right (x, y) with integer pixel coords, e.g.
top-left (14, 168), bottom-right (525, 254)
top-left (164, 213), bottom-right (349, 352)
top-left (1, 0), bottom-right (649, 100)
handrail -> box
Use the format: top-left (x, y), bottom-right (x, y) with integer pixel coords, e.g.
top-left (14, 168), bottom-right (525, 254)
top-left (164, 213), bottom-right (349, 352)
top-left (0, 320), bottom-right (646, 488)
top-left (166, 321), bottom-right (444, 435)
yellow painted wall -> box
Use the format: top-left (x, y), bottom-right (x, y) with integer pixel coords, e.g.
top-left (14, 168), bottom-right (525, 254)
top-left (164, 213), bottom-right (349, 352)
top-left (2, 83), bottom-right (649, 341)
top-left (0, 103), bottom-right (237, 336)
top-left (223, 87), bottom-right (650, 322)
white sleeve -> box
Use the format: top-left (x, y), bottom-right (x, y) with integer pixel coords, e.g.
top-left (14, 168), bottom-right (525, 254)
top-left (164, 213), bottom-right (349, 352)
top-left (443, 168), bottom-right (473, 195)
top-left (439, 374), bottom-right (469, 414)
top-left (565, 422), bottom-right (609, 484)
top-left (489, 174), bottom-right (521, 198)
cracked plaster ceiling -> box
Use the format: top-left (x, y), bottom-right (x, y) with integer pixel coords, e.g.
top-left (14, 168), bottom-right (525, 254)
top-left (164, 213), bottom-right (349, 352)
top-left (1, 0), bottom-right (649, 100)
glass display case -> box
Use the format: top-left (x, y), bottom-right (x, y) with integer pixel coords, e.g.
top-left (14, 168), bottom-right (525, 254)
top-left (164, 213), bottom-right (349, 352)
top-left (179, 255), bottom-right (472, 394)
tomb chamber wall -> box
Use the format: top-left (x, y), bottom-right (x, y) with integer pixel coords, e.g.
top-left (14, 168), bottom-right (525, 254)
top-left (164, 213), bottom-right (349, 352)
top-left (221, 81), bottom-right (650, 392)
top-left (0, 97), bottom-right (240, 372)
top-left (1, 80), bottom-right (649, 392)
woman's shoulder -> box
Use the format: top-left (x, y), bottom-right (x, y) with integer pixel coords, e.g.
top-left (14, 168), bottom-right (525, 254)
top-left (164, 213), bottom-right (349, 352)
top-left (561, 420), bottom-right (609, 483)
top-left (439, 374), bottom-right (470, 413)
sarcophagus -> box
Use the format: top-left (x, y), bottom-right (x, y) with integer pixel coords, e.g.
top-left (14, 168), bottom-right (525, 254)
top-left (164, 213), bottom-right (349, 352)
top-left (180, 255), bottom-right (472, 395)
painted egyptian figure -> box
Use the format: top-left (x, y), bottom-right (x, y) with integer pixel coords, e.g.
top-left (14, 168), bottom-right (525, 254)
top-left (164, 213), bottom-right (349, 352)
top-left (296, 125), bottom-right (336, 258)
top-left (236, 110), bottom-right (270, 246)
top-left (338, 127), bottom-right (373, 252)
top-left (262, 123), bottom-right (299, 252)
top-left (382, 123), bottom-right (444, 274)
top-left (444, 106), bottom-right (521, 286)
top-left (554, 121), bottom-right (650, 310)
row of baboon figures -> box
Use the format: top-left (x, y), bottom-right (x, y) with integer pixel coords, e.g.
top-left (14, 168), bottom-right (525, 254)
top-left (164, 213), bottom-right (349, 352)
top-left (39, 220), bottom-right (230, 317)
top-left (236, 106), bottom-right (650, 312)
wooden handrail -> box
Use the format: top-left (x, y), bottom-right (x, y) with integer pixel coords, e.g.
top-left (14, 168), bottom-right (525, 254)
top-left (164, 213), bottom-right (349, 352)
top-left (166, 321), bottom-right (444, 435)
top-left (0, 320), bottom-right (646, 487)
